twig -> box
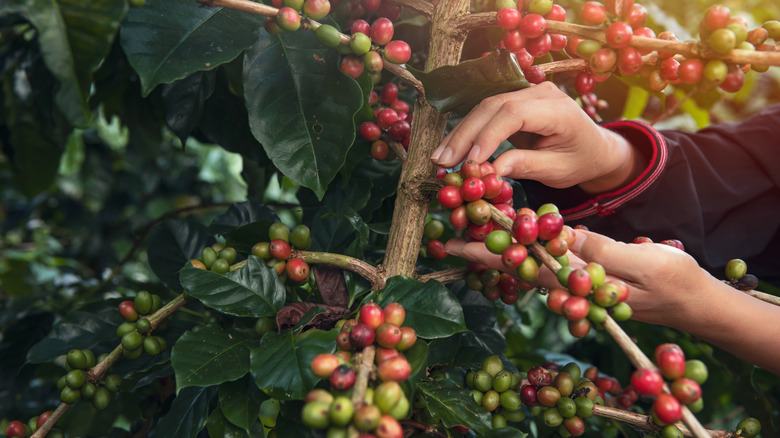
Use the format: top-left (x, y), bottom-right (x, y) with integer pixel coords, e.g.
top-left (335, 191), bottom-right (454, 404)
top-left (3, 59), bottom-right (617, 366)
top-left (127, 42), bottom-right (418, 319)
top-left (740, 289), bottom-right (780, 307)
top-left (384, 62), bottom-right (425, 96)
top-left (486, 204), bottom-right (711, 438)
top-left (292, 250), bottom-right (385, 290)
top-left (418, 266), bottom-right (469, 284)
top-left (351, 345), bottom-right (376, 407)
top-left (389, 0), bottom-right (433, 19)
top-left (32, 294), bottom-right (189, 437)
top-left (538, 58), bottom-right (588, 75)
top-left (399, 419), bottom-right (449, 438)
top-left (388, 139), bottom-right (409, 164)
top-left (592, 405), bottom-right (732, 437)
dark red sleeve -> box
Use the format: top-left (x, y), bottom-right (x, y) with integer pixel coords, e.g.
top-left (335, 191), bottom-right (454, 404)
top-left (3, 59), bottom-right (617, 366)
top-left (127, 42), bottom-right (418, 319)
top-left (521, 104), bottom-right (780, 284)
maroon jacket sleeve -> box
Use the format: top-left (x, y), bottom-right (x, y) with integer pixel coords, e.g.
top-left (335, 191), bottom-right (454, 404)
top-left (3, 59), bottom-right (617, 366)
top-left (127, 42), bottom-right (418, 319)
top-left (521, 104), bottom-right (780, 285)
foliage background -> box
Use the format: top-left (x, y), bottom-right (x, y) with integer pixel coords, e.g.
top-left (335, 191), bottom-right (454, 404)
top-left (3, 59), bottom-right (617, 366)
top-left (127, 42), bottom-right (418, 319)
top-left (1, 0), bottom-right (779, 436)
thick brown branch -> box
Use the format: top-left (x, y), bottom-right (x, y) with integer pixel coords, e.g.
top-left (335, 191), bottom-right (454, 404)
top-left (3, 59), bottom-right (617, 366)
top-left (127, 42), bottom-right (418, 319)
top-left (387, 139), bottom-right (409, 164)
top-left (457, 11), bottom-right (494, 32)
top-left (418, 267), bottom-right (470, 284)
top-left (351, 345), bottom-right (376, 406)
top-left (292, 250), bottom-right (385, 290)
top-left (389, 0), bottom-right (433, 19)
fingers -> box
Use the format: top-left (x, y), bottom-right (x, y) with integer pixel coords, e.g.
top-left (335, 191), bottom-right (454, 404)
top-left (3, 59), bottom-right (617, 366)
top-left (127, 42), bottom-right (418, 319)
top-left (491, 149), bottom-right (571, 186)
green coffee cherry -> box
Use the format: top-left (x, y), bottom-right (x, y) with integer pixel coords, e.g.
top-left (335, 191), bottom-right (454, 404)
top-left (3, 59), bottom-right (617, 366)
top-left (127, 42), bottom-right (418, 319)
top-left (60, 386), bottom-right (81, 404)
top-left (211, 258), bottom-right (230, 274)
top-left (219, 247), bottom-right (237, 264)
top-left (269, 222), bottom-right (291, 242)
top-left (290, 224), bottom-right (312, 250)
top-left (66, 369), bottom-right (86, 389)
top-left (136, 317), bottom-right (152, 334)
top-left (134, 290), bottom-right (153, 314)
top-left (316, 24), bottom-right (342, 48)
top-left (66, 349), bottom-right (88, 370)
top-left (201, 247), bottom-right (218, 269)
top-left (93, 387), bottom-right (112, 410)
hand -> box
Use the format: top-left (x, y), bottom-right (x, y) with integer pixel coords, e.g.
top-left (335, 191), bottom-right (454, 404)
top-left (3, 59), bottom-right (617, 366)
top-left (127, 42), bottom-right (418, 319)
top-left (431, 82), bottom-right (643, 194)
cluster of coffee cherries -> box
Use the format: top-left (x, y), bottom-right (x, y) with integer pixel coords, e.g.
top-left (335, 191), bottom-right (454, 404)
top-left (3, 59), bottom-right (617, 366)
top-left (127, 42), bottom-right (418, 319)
top-left (250, 222), bottom-right (312, 284)
top-left (628, 343), bottom-right (707, 426)
top-left (569, 1), bottom-right (779, 96)
top-left (546, 261), bottom-right (633, 338)
top-left (518, 362), bottom-right (604, 437)
top-left (56, 349), bottom-right (124, 409)
top-left (463, 355), bottom-right (526, 428)
top-left (263, 0), bottom-right (411, 77)
top-left (723, 258), bottom-right (759, 291)
top-left (358, 82), bottom-right (413, 161)
top-left (493, 0), bottom-right (568, 84)
top-left (189, 242), bottom-right (238, 274)
top-left (302, 302), bottom-right (416, 437)
top-left (116, 290), bottom-right (168, 360)
top-left (5, 411), bottom-right (58, 438)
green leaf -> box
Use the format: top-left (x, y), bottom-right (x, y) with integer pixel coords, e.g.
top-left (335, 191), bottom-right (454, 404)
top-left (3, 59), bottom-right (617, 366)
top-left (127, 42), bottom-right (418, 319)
top-left (162, 70), bottom-right (217, 144)
top-left (180, 255), bottom-right (286, 317)
top-left (120, 0), bottom-right (264, 96)
top-left (206, 405), bottom-right (265, 438)
top-left (209, 202), bottom-right (279, 253)
top-left (219, 375), bottom-right (267, 430)
top-left (485, 427), bottom-right (529, 438)
top-left (26, 300), bottom-right (124, 363)
top-left (154, 386), bottom-right (217, 437)
top-left (6, 124), bottom-right (65, 197)
top-left (249, 329), bottom-right (338, 400)
top-left (243, 30), bottom-right (364, 199)
top-left (621, 85), bottom-right (649, 120)
top-left (409, 50), bottom-right (530, 116)
top-left (363, 277), bottom-right (468, 339)
top-left (147, 217), bottom-right (211, 294)
top-left (416, 380), bottom-right (492, 435)
top-left (171, 325), bottom-right (252, 391)
top-left (6, 0), bottom-right (128, 127)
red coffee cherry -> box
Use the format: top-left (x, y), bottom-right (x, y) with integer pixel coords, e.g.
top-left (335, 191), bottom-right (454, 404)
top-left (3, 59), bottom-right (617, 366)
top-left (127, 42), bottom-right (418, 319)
top-left (359, 302), bottom-right (385, 329)
top-left (580, 1), bottom-right (607, 25)
top-left (285, 257), bottom-right (310, 283)
top-left (460, 177), bottom-right (486, 202)
top-left (631, 368), bottom-right (664, 395)
top-left (519, 14), bottom-right (547, 39)
top-left (330, 364), bottom-right (356, 390)
top-left (383, 40), bottom-right (411, 64)
top-left (496, 8), bottom-right (522, 30)
top-left (340, 54), bottom-right (365, 79)
top-left (437, 185), bottom-right (463, 209)
top-left (377, 356), bottom-right (411, 381)
top-left (375, 322), bottom-right (402, 348)
top-left (311, 353), bottom-right (342, 378)
top-left (269, 239), bottom-right (292, 260)
top-left (370, 17), bottom-right (395, 45)
top-left (396, 326), bottom-right (417, 351)
top-left (606, 21), bottom-right (633, 48)
top-left (562, 296), bottom-right (590, 321)
top-left (350, 323), bottom-right (376, 348)
top-left (670, 377), bottom-right (702, 404)
top-left (118, 300), bottom-right (139, 322)
top-left (351, 19), bottom-right (370, 36)
top-left (383, 302), bottom-right (405, 326)
top-left (653, 393), bottom-right (682, 425)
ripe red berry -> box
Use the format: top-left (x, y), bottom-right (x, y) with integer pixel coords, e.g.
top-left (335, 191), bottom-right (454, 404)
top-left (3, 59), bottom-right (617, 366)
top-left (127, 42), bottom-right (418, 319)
top-left (519, 384), bottom-right (538, 406)
top-left (383, 302), bottom-right (405, 326)
top-left (449, 205), bottom-right (468, 230)
top-left (349, 323), bottom-right (376, 349)
top-left (489, 180), bottom-right (514, 204)
top-left (657, 349), bottom-right (686, 380)
top-left (285, 257), bottom-right (310, 283)
top-left (525, 34), bottom-right (552, 58)
top-left (269, 239), bottom-right (292, 260)
top-left (396, 326), bottom-right (417, 350)
top-left (546, 288), bottom-right (571, 314)
top-left (567, 269), bottom-right (593, 297)
top-left (501, 243), bottom-right (528, 269)
top-left (527, 366), bottom-right (553, 387)
top-left (481, 173), bottom-right (504, 199)
top-left (311, 353), bottom-right (342, 378)
top-left (502, 29), bottom-right (527, 52)
top-left (118, 300), bottom-right (139, 322)
top-left (388, 120), bottom-right (411, 140)
top-left (5, 420), bottom-right (26, 438)
top-left (574, 71), bottom-right (595, 95)
top-left (670, 377), bottom-right (702, 404)
top-left (330, 364), bottom-right (356, 390)
top-left (561, 296), bottom-right (590, 321)
top-left (519, 14), bottom-right (547, 39)
top-left (375, 322), bottom-right (402, 348)
top-left (359, 302), bottom-right (385, 329)
top-left (537, 212), bottom-right (564, 240)
top-left (631, 368), bottom-right (664, 395)
top-left (340, 54), bottom-right (365, 79)
top-left (617, 46), bottom-right (642, 75)
top-left (513, 214), bottom-right (539, 245)
top-left (437, 185), bottom-right (463, 209)
top-left (36, 411), bottom-right (53, 429)
top-left (678, 59), bottom-right (704, 84)
top-left (376, 108), bottom-right (399, 130)
top-left (276, 7), bottom-right (301, 31)
top-left (496, 8), bottom-right (522, 30)
top-left (370, 17), bottom-right (395, 45)
top-left (383, 40), bottom-right (411, 64)
top-left (377, 356), bottom-right (411, 381)
top-left (371, 140), bottom-right (389, 160)
top-left (605, 21), bottom-right (633, 48)
top-left (545, 4), bottom-right (566, 21)
top-left (653, 393), bottom-right (682, 425)
top-left (460, 177), bottom-right (486, 202)
top-left (351, 19), bottom-right (370, 36)
top-left (580, 1), bottom-right (606, 25)
top-left (427, 240), bottom-right (447, 259)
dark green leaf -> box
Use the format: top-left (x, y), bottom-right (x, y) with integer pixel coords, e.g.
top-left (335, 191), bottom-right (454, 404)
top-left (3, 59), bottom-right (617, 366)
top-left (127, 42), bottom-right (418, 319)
top-left (243, 30), bottom-right (363, 199)
top-left (26, 300), bottom-right (124, 363)
top-left (485, 427), bottom-right (529, 438)
top-left (209, 202), bottom-right (279, 253)
top-left (147, 217), bottom-right (211, 294)
top-left (353, 71), bottom-right (376, 125)
top-left (0, 312), bottom-right (54, 382)
top-left (363, 277), bottom-right (467, 339)
top-left (6, 0), bottom-right (128, 127)
top-left (249, 329), bottom-right (338, 400)
top-left (206, 405), bottom-right (265, 438)
top-left (409, 49), bottom-right (530, 116)
top-left (6, 124), bottom-right (65, 197)
top-left (154, 386), bottom-right (217, 437)
top-left (171, 325), bottom-right (252, 391)
top-left (416, 380), bottom-right (492, 435)
top-left (120, 0), bottom-right (263, 96)
top-left (180, 255), bottom-right (286, 317)
top-left (162, 70), bottom-right (217, 144)
top-left (276, 401), bottom-right (316, 437)
top-left (219, 375), bottom-right (266, 430)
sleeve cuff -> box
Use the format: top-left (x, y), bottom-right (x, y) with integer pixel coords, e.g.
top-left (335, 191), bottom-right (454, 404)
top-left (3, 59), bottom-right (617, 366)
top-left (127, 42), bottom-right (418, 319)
top-left (558, 119), bottom-right (668, 221)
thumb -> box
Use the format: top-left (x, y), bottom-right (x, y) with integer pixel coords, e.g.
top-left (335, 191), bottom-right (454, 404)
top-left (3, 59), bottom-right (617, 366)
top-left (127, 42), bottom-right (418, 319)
top-left (569, 229), bottom-right (634, 279)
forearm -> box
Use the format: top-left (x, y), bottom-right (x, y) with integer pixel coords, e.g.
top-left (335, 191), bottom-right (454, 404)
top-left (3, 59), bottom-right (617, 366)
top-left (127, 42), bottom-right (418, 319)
top-left (676, 276), bottom-right (780, 376)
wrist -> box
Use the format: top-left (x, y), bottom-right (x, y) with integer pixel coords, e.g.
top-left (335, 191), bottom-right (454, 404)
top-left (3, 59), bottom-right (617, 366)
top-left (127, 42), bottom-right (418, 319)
top-left (579, 129), bottom-right (646, 195)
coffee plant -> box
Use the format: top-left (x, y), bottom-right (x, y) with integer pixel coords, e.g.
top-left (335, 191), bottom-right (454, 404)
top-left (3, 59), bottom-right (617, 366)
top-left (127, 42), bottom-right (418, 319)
top-left (1, 0), bottom-right (780, 437)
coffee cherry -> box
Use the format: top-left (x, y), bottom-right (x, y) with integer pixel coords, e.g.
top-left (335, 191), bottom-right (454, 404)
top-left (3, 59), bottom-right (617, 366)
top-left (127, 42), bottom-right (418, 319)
top-left (519, 384), bottom-right (538, 406)
top-left (562, 296), bottom-right (590, 321)
top-left (276, 7), bottom-right (301, 32)
top-left (219, 247), bottom-right (237, 264)
top-left (328, 396), bottom-right (355, 426)
top-left (269, 239), bottom-right (292, 260)
top-left (378, 356), bottom-right (411, 382)
top-left (520, 14), bottom-right (547, 39)
top-left (354, 404), bottom-right (381, 431)
top-left (383, 302), bottom-right (405, 326)
top-left (66, 349), bottom-right (88, 370)
top-left (211, 258), bottom-right (230, 274)
top-left (359, 302), bottom-right (385, 329)
top-left (703, 5), bottom-right (731, 32)
top-left (592, 282), bottom-right (618, 307)
top-left (6, 420), bottom-right (27, 438)
top-left (340, 54), bottom-right (365, 79)
top-left (737, 417), bottom-right (761, 437)
top-left (375, 381), bottom-right (403, 413)
top-left (423, 220), bottom-right (444, 241)
top-left (349, 323), bottom-right (376, 348)
top-left (537, 385), bottom-right (562, 407)
top-left (122, 330), bottom-right (143, 351)
top-left (336, 331), bottom-right (352, 350)
top-left (389, 326), bottom-right (414, 352)
top-left (653, 393), bottom-right (682, 425)
top-left (568, 318), bottom-right (592, 338)
top-left (563, 415), bottom-right (585, 436)
top-left (657, 348), bottom-right (686, 380)
top-left (574, 72), bottom-right (595, 95)
top-left (606, 22), bottom-right (633, 48)
top-left (383, 40), bottom-right (411, 64)
top-left (375, 323), bottom-right (402, 348)
top-left (136, 317), bottom-right (151, 334)
top-left (60, 386), bottom-right (81, 404)
top-left (303, 0), bottom-right (330, 19)
top-left (376, 415), bottom-right (403, 438)
top-left (725, 258), bottom-right (747, 280)
top-left (485, 230), bottom-right (512, 255)
top-left (93, 386), bottom-right (112, 410)
top-left (118, 300), bottom-right (139, 322)
top-left (371, 18), bottom-right (395, 46)
top-left (330, 364), bottom-right (356, 390)
top-left (311, 353), bottom-right (341, 378)
top-left (302, 401), bottom-right (331, 429)
top-left (286, 258), bottom-right (310, 283)
top-left (104, 374), bottom-right (123, 392)
top-left (427, 240), bottom-right (447, 259)
top-left (631, 368), bottom-right (663, 395)
top-left (527, 0), bottom-right (552, 15)
top-left (133, 290), bottom-right (153, 315)
top-left (465, 199), bottom-right (491, 225)
top-left (513, 214), bottom-right (539, 245)
top-left (437, 185), bottom-right (463, 209)
top-left (580, 1), bottom-right (606, 25)
top-left (500, 390), bottom-right (522, 411)
top-left (496, 8), bottom-right (521, 30)
top-left (683, 359), bottom-right (708, 384)
top-left (543, 406), bottom-right (564, 427)
top-left (709, 28), bottom-right (736, 54)
top-left (670, 377), bottom-right (701, 404)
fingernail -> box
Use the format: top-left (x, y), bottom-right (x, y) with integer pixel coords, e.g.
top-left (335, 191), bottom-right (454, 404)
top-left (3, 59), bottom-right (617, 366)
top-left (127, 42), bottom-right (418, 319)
top-left (431, 145), bottom-right (445, 161)
top-left (438, 147), bottom-right (453, 164)
top-left (499, 166), bottom-right (514, 177)
top-left (570, 230), bottom-right (587, 253)
top-left (444, 239), bottom-right (464, 255)
top-left (467, 144), bottom-right (481, 161)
